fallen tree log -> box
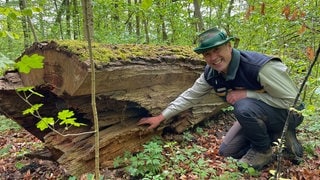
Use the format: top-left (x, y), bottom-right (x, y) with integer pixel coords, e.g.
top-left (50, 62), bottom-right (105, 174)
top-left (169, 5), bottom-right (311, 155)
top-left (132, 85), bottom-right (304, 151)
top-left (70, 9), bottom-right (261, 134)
top-left (0, 41), bottom-right (227, 176)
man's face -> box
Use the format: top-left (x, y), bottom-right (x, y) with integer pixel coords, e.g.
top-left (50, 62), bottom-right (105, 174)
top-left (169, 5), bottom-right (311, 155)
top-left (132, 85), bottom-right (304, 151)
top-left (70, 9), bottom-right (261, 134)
top-left (202, 43), bottom-right (232, 73)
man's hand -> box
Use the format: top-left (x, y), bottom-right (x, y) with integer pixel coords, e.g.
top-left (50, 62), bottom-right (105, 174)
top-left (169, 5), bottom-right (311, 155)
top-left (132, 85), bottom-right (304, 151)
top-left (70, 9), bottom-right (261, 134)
top-left (226, 90), bottom-right (247, 105)
top-left (137, 114), bottom-right (165, 129)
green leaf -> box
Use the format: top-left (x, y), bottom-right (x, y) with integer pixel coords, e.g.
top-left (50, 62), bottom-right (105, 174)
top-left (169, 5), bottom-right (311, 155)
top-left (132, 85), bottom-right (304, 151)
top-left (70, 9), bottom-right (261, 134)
top-left (0, 144), bottom-right (12, 157)
top-left (21, 8), bottom-right (33, 16)
top-left (23, 104), bottom-right (43, 115)
top-left (141, 0), bottom-right (153, 10)
top-left (59, 117), bottom-right (77, 125)
top-left (15, 54), bottom-right (44, 74)
top-left (58, 110), bottom-right (75, 120)
top-left (0, 31), bottom-right (5, 38)
top-left (15, 161), bottom-right (25, 170)
top-left (57, 110), bottom-right (84, 127)
top-left (36, 117), bottom-right (54, 131)
top-left (8, 11), bottom-right (17, 20)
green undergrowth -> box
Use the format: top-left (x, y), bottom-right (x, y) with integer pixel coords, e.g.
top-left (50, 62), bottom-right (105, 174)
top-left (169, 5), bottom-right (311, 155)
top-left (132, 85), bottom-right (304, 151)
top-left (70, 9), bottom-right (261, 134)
top-left (0, 115), bottom-right (21, 131)
top-left (112, 111), bottom-right (320, 180)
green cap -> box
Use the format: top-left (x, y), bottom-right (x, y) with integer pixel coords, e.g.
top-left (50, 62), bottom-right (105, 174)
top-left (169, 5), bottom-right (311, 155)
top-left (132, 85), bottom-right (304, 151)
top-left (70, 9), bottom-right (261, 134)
top-left (194, 27), bottom-right (234, 54)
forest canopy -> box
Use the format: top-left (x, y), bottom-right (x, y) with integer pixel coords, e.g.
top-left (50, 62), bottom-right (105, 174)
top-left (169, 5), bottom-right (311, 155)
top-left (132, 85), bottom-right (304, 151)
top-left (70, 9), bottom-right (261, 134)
top-left (1, 0), bottom-right (319, 59)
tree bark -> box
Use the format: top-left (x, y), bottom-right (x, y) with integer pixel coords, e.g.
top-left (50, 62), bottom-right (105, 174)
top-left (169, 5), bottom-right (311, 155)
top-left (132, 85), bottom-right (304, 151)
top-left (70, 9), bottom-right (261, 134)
top-left (81, 0), bottom-right (93, 41)
top-left (19, 0), bottom-right (30, 48)
top-left (0, 41), bottom-right (227, 176)
top-left (193, 0), bottom-right (204, 32)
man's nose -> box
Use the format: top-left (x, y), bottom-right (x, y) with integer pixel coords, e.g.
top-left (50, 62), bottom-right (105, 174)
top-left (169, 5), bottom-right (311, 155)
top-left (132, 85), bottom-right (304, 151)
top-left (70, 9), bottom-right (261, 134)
top-left (207, 52), bottom-right (218, 62)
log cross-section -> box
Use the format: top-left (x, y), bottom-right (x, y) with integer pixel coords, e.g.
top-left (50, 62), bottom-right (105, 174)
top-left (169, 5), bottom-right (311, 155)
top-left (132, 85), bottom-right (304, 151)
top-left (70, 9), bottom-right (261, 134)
top-left (0, 41), bottom-right (226, 176)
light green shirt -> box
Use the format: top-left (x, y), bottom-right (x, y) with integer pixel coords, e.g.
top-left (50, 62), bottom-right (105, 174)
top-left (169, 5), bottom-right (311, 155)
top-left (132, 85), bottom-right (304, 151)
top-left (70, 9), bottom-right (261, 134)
top-left (162, 60), bottom-right (298, 120)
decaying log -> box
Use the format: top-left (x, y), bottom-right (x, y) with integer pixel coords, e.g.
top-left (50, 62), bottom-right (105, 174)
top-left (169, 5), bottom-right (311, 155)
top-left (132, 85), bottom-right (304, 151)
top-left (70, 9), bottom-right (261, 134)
top-left (0, 41), bottom-right (227, 176)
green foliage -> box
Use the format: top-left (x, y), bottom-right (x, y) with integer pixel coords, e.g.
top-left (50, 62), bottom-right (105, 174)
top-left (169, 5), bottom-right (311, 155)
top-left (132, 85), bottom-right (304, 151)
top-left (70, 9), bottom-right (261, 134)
top-left (127, 140), bottom-right (165, 177)
top-left (0, 0), bottom-right (319, 178)
top-left (23, 103), bottom-right (43, 116)
top-left (15, 54), bottom-right (44, 74)
top-left (214, 158), bottom-right (242, 179)
top-left (114, 135), bottom-right (220, 179)
top-left (15, 161), bottom-right (25, 170)
top-left (141, 0), bottom-right (153, 10)
top-left (114, 138), bottom-right (166, 177)
top-left (0, 144), bottom-right (12, 157)
top-left (58, 110), bottom-right (86, 128)
top-left (0, 115), bottom-right (21, 131)
top-left (14, 55), bottom-right (86, 132)
top-left (237, 161), bottom-right (260, 177)
top-left (182, 131), bottom-right (195, 141)
top-left (0, 53), bottom-right (15, 74)
top-left (36, 117), bottom-right (54, 131)
top-left (16, 87), bottom-right (86, 132)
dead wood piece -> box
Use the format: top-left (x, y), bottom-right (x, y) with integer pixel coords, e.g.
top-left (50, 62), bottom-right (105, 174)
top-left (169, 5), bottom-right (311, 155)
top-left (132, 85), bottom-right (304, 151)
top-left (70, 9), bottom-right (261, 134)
top-left (0, 41), bottom-right (227, 176)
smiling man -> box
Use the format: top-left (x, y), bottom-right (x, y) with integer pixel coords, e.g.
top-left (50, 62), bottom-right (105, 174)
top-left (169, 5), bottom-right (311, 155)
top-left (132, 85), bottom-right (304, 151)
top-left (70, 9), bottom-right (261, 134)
top-left (138, 27), bottom-right (304, 170)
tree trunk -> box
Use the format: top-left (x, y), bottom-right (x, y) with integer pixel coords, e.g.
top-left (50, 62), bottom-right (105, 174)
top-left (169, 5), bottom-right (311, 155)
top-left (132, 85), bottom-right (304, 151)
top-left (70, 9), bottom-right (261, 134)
top-left (0, 41), bottom-right (227, 176)
top-left (19, 0), bottom-right (30, 48)
top-left (81, 0), bottom-right (93, 41)
top-left (72, 0), bottom-right (80, 39)
top-left (135, 0), bottom-right (141, 38)
top-left (193, 0), bottom-right (204, 32)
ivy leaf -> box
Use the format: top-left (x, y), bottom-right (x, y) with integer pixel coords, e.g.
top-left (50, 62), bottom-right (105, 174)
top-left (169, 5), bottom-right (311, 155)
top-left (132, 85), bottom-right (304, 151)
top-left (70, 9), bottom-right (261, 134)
top-left (36, 117), bottom-right (54, 131)
top-left (23, 104), bottom-right (43, 115)
top-left (15, 54), bottom-right (44, 74)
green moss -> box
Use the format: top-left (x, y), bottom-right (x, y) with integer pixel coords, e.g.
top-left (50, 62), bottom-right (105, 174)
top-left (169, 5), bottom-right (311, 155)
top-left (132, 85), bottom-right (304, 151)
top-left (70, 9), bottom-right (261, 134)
top-left (55, 40), bottom-right (202, 63)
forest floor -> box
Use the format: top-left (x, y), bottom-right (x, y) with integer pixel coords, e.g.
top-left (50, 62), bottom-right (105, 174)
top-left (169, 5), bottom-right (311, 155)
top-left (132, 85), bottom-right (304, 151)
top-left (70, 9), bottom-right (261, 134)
top-left (0, 113), bottom-right (319, 180)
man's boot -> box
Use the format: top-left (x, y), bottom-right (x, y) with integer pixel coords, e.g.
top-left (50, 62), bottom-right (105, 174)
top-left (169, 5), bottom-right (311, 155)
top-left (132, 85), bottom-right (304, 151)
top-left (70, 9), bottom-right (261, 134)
top-left (239, 147), bottom-right (273, 170)
top-left (272, 108), bottom-right (304, 162)
top-left (284, 128), bottom-right (303, 159)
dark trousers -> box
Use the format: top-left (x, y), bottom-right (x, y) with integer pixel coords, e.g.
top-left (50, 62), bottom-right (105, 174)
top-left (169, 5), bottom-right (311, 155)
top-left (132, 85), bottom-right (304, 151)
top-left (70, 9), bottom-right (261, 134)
top-left (219, 98), bottom-right (301, 159)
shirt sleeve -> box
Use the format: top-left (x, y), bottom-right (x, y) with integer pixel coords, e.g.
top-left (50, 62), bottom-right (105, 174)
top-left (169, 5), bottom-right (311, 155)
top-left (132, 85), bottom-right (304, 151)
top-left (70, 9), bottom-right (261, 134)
top-left (161, 73), bottom-right (213, 120)
top-left (247, 60), bottom-right (298, 109)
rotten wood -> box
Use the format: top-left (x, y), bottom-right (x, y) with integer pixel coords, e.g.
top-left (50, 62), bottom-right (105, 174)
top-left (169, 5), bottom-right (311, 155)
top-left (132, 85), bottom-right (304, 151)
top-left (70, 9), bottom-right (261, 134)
top-left (0, 41), bottom-right (227, 176)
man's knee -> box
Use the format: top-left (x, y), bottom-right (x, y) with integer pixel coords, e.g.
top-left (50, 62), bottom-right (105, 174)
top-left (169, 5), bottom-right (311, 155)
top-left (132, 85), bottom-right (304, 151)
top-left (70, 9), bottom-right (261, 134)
top-left (233, 98), bottom-right (262, 120)
top-left (219, 142), bottom-right (249, 159)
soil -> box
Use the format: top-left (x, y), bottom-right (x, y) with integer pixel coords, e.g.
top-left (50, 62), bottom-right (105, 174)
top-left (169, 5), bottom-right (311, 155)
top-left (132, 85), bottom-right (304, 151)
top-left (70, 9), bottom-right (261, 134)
top-left (1, 113), bottom-right (319, 179)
